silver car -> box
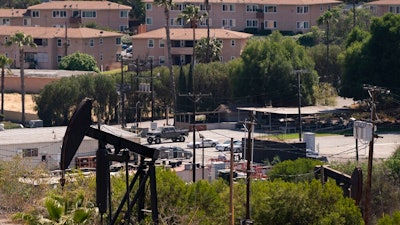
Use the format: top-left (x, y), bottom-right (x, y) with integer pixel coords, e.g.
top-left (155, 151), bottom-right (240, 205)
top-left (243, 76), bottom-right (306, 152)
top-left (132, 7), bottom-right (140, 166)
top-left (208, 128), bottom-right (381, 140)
top-left (215, 140), bottom-right (243, 152)
top-left (187, 138), bottom-right (219, 148)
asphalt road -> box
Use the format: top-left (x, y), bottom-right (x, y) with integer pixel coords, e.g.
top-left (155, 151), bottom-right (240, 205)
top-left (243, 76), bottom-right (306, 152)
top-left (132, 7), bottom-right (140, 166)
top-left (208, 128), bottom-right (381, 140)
top-left (134, 121), bottom-right (400, 164)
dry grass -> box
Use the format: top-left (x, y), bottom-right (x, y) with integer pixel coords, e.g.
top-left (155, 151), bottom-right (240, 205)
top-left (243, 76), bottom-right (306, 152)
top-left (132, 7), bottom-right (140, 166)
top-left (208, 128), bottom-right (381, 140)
top-left (3, 93), bottom-right (36, 114)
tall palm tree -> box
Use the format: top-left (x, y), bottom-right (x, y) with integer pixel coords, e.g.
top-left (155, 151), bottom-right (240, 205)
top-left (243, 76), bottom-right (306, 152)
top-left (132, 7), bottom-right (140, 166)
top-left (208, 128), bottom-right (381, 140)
top-left (5, 31), bottom-right (37, 124)
top-left (0, 54), bottom-right (12, 115)
top-left (317, 8), bottom-right (339, 84)
top-left (178, 4), bottom-right (207, 70)
top-left (154, 0), bottom-right (176, 124)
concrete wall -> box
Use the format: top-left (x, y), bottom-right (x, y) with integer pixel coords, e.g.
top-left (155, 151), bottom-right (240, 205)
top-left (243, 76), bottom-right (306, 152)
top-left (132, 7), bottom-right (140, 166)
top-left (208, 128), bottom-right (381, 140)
top-left (4, 76), bottom-right (60, 93)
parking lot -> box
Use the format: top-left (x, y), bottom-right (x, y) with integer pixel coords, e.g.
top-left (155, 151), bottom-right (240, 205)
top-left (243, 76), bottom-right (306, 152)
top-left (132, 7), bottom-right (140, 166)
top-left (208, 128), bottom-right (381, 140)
top-left (133, 121), bottom-right (400, 164)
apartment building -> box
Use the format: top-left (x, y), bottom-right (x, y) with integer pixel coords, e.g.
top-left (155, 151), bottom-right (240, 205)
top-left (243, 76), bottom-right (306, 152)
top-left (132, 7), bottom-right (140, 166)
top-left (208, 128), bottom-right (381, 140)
top-left (364, 0), bottom-right (400, 16)
top-left (17, 1), bottom-right (131, 31)
top-left (144, 0), bottom-right (342, 34)
top-left (0, 26), bottom-right (123, 70)
top-left (0, 8), bottom-right (28, 26)
top-left (132, 28), bottom-right (252, 66)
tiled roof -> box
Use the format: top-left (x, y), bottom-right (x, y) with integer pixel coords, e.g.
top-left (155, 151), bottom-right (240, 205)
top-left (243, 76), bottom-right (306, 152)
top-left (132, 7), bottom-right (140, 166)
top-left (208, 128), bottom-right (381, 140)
top-left (133, 28), bottom-right (253, 40)
top-left (145, 0), bottom-right (342, 5)
top-left (28, 1), bottom-right (131, 10)
top-left (0, 26), bottom-right (123, 39)
top-left (365, 0), bottom-right (400, 5)
top-left (0, 8), bottom-right (26, 17)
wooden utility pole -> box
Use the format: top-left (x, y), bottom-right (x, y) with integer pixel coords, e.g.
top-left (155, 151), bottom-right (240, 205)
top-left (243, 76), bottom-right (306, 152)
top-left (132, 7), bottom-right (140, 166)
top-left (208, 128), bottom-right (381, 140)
top-left (363, 84), bottom-right (390, 225)
top-left (229, 137), bottom-right (234, 225)
top-left (244, 111), bottom-right (255, 224)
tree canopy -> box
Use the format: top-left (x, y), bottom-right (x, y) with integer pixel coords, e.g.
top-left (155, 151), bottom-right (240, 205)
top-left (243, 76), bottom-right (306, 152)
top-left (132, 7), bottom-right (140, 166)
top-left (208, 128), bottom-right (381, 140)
top-left (340, 13), bottom-right (400, 99)
top-left (230, 31), bottom-right (319, 107)
top-left (58, 52), bottom-right (100, 72)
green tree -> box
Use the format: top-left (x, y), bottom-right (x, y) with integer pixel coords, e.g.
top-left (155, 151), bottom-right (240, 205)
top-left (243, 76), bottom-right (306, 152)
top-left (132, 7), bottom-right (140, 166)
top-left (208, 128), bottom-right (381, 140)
top-left (340, 13), bottom-right (400, 99)
top-left (196, 37), bottom-right (222, 63)
top-left (34, 74), bottom-right (117, 126)
top-left (59, 52), bottom-right (100, 72)
top-left (230, 31), bottom-right (318, 106)
top-left (154, 0), bottom-right (177, 124)
top-left (5, 31), bottom-right (37, 124)
top-left (0, 54), bottom-right (12, 115)
top-left (268, 158), bottom-right (323, 182)
top-left (377, 211), bottom-right (400, 225)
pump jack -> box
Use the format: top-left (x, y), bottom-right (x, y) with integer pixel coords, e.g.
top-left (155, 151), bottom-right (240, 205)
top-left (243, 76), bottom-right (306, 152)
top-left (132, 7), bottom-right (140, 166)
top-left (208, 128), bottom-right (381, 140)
top-left (60, 98), bottom-right (159, 224)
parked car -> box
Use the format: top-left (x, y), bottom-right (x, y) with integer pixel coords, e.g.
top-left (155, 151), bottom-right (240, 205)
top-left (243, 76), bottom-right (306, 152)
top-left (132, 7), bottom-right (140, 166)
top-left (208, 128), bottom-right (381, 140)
top-left (187, 138), bottom-right (219, 148)
top-left (147, 126), bottom-right (189, 144)
top-left (215, 140), bottom-right (243, 153)
top-left (158, 146), bottom-right (193, 159)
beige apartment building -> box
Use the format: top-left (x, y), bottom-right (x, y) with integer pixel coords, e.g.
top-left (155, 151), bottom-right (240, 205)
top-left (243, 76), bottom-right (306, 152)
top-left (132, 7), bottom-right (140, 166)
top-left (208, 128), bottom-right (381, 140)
top-left (143, 0), bottom-right (342, 34)
top-left (0, 1), bottom-right (130, 32)
top-left (0, 26), bottom-right (123, 70)
top-left (132, 28), bottom-right (252, 66)
top-left (0, 8), bottom-right (28, 26)
top-left (364, 0), bottom-right (400, 16)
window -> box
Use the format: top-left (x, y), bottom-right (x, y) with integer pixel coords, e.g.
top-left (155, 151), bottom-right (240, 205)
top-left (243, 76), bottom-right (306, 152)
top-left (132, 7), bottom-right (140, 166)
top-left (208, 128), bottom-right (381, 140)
top-left (389, 6), bottom-right (400, 14)
top-left (200, 4), bottom-right (210, 11)
top-left (246, 19), bottom-right (258, 28)
top-left (231, 40), bottom-right (236, 47)
top-left (116, 37), bottom-right (121, 45)
top-left (148, 56), bottom-right (154, 62)
top-left (222, 4), bottom-right (235, 12)
top-left (148, 39), bottom-right (154, 48)
top-left (23, 18), bottom-right (31, 26)
top-left (159, 40), bottom-right (165, 48)
top-left (246, 4), bottom-right (259, 12)
top-left (100, 54), bottom-right (103, 61)
top-left (82, 11), bottom-right (96, 18)
top-left (200, 18), bottom-right (212, 27)
top-left (159, 56), bottom-right (165, 65)
top-left (297, 21), bottom-right (309, 29)
top-left (297, 6), bottom-right (309, 14)
top-left (146, 17), bottom-right (152, 25)
top-left (32, 10), bottom-right (40, 18)
top-left (368, 6), bottom-right (377, 14)
top-left (222, 19), bottom-right (235, 28)
top-left (146, 3), bottom-right (152, 10)
top-left (22, 148), bottom-right (38, 157)
top-left (57, 55), bottom-right (62, 63)
top-left (219, 56), bottom-right (223, 62)
top-left (120, 25), bottom-right (128, 32)
top-left (120, 10), bottom-right (128, 18)
top-left (170, 18), bottom-right (183, 26)
top-left (320, 5), bottom-right (324, 12)
top-left (52, 10), bottom-right (67, 18)
top-left (231, 56), bottom-right (236, 60)
top-left (99, 38), bottom-right (103, 45)
top-left (264, 5), bottom-right (277, 13)
top-left (34, 38), bottom-right (48, 46)
top-left (172, 4), bottom-right (185, 11)
top-left (264, 20), bottom-right (277, 29)
top-left (2, 18), bottom-right (10, 25)
top-left (89, 39), bottom-right (94, 47)
top-left (116, 53), bottom-right (121, 61)
top-left (57, 39), bottom-right (62, 47)
top-left (72, 10), bottom-right (80, 17)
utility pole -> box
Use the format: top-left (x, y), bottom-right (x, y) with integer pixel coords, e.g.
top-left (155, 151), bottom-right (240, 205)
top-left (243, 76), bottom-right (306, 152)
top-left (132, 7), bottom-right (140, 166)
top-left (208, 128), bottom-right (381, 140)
top-left (229, 137), bottom-right (234, 225)
top-left (363, 84), bottom-right (390, 225)
top-left (120, 56), bottom-right (125, 128)
top-left (180, 91), bottom-right (211, 182)
top-left (291, 70), bottom-right (308, 142)
top-left (150, 59), bottom-right (154, 122)
top-left (244, 111), bottom-right (255, 224)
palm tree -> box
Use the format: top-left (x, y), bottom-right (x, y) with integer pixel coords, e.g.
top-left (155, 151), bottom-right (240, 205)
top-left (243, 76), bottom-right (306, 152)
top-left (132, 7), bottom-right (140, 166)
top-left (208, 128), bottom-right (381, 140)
top-left (5, 31), bottom-right (37, 124)
top-left (317, 8), bottom-right (339, 84)
top-left (154, 0), bottom-right (176, 124)
top-left (0, 54), bottom-right (12, 115)
top-left (178, 4), bottom-right (207, 69)
top-left (195, 37), bottom-right (222, 63)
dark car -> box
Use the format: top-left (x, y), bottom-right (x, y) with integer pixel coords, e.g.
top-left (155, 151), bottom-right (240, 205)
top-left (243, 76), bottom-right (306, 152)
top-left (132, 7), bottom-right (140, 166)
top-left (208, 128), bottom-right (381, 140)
top-left (158, 146), bottom-right (193, 159)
